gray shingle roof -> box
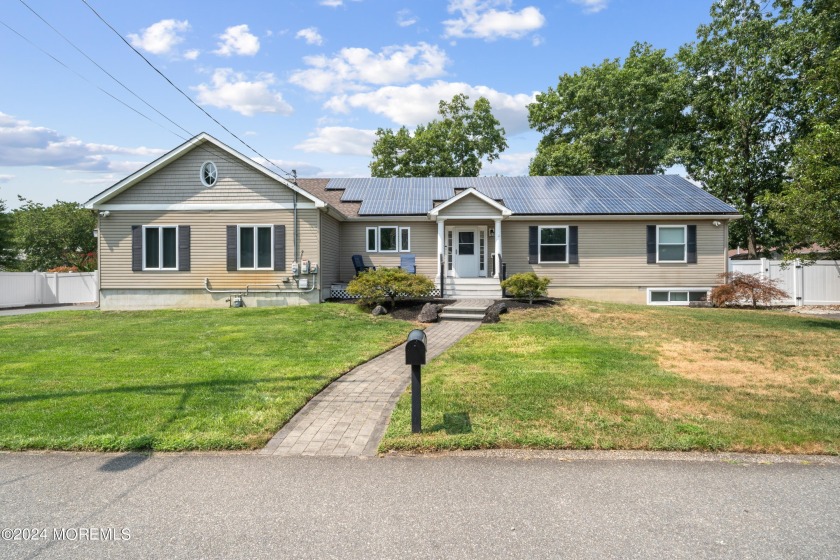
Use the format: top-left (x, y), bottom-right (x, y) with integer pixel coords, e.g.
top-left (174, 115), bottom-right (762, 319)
top-left (318, 175), bottom-right (737, 216)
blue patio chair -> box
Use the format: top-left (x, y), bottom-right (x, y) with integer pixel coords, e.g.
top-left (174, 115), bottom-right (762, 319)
top-left (399, 254), bottom-right (416, 274)
top-left (352, 254), bottom-right (375, 275)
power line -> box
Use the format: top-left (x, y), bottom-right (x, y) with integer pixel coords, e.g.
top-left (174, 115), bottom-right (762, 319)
top-left (18, 0), bottom-right (194, 140)
top-left (11, 1), bottom-right (268, 180)
top-left (80, 0), bottom-right (296, 179)
top-left (0, 17), bottom-right (183, 140)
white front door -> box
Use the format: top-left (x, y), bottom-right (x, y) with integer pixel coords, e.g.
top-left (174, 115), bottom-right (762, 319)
top-left (453, 228), bottom-right (479, 278)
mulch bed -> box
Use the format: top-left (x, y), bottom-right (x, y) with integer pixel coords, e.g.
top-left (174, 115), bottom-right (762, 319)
top-left (498, 298), bottom-right (560, 311)
top-left (327, 297), bottom-right (561, 321)
top-left (327, 298), bottom-right (456, 322)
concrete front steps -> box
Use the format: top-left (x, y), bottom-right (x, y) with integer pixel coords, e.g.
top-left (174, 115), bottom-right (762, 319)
top-left (439, 298), bottom-right (496, 322)
top-left (441, 277), bottom-right (503, 299)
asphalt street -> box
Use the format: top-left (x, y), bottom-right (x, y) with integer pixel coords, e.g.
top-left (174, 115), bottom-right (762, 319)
top-left (1, 451), bottom-right (838, 559)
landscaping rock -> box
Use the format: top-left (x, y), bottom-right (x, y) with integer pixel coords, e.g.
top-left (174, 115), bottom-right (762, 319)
top-left (371, 305), bottom-right (388, 316)
top-left (482, 302), bottom-right (508, 324)
top-left (418, 302), bottom-right (440, 323)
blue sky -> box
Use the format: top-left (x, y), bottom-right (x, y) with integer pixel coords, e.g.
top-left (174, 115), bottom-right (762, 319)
top-left (0, 0), bottom-right (713, 209)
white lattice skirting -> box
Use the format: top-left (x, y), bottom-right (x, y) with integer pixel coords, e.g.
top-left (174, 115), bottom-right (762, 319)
top-left (330, 285), bottom-right (441, 300)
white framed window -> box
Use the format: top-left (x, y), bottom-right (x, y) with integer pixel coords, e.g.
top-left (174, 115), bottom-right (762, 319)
top-left (379, 226), bottom-right (398, 252)
top-left (539, 226), bottom-right (568, 263)
top-left (657, 225), bottom-right (687, 263)
top-left (200, 161), bottom-right (218, 187)
top-left (366, 227), bottom-right (378, 252)
top-left (399, 227), bottom-right (410, 252)
top-left (238, 225), bottom-right (273, 270)
top-left (366, 226), bottom-right (409, 253)
top-left (143, 225), bottom-right (178, 270)
top-left (447, 230), bottom-right (453, 271)
top-left (647, 288), bottom-right (710, 306)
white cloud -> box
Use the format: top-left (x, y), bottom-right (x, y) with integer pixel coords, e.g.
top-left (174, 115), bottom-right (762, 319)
top-left (214, 24), bottom-right (260, 56)
top-left (295, 27), bottom-right (324, 46)
top-left (289, 43), bottom-right (448, 93)
top-left (183, 49), bottom-right (200, 60)
top-left (324, 81), bottom-right (535, 134)
top-left (294, 127), bottom-right (377, 156)
top-left (443, 0), bottom-right (545, 40)
top-left (481, 151), bottom-right (533, 176)
top-left (127, 19), bottom-right (190, 55)
top-left (194, 69), bottom-right (293, 116)
top-left (0, 174), bottom-right (13, 184)
top-left (396, 9), bottom-right (418, 27)
top-left (0, 112), bottom-right (165, 172)
top-left (320, 0), bottom-right (346, 6)
top-left (570, 0), bottom-right (608, 14)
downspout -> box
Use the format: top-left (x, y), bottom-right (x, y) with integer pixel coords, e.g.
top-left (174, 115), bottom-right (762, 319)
top-left (292, 170), bottom-right (299, 274)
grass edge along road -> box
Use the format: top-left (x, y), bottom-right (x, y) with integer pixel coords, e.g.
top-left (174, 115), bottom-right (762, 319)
top-left (0, 304), bottom-right (411, 451)
top-left (382, 300), bottom-right (840, 455)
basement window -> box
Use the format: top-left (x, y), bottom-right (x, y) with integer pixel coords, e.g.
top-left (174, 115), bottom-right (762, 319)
top-left (648, 288), bottom-right (709, 306)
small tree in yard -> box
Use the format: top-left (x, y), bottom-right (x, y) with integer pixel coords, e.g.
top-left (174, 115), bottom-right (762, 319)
top-left (346, 268), bottom-right (435, 310)
top-left (710, 271), bottom-right (789, 308)
top-left (501, 272), bottom-right (550, 304)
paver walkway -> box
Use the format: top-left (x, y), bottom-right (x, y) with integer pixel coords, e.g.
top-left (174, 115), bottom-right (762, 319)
top-left (262, 320), bottom-right (480, 457)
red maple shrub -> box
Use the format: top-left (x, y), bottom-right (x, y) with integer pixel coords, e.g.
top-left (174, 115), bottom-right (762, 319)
top-left (710, 272), bottom-right (789, 308)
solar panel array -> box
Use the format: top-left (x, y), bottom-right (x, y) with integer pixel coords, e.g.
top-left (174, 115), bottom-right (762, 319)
top-left (324, 176), bottom-right (738, 216)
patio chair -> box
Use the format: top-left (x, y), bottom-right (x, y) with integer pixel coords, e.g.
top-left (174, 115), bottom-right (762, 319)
top-left (399, 254), bottom-right (416, 274)
top-left (352, 254), bottom-right (375, 275)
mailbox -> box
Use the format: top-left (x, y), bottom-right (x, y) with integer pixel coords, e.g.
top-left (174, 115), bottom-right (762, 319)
top-left (405, 329), bottom-right (427, 365)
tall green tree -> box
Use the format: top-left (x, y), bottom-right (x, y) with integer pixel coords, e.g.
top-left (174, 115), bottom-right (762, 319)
top-left (527, 42), bottom-right (688, 176)
top-left (769, 0), bottom-right (840, 259)
top-left (0, 192), bottom-right (14, 269)
top-left (678, 0), bottom-right (797, 257)
top-left (11, 198), bottom-right (97, 271)
top-left (369, 94), bottom-right (507, 177)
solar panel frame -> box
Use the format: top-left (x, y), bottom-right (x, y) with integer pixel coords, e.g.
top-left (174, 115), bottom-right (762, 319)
top-left (321, 176), bottom-right (739, 216)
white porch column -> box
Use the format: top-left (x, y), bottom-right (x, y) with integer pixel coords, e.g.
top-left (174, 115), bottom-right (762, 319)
top-left (437, 219), bottom-right (445, 279)
top-left (494, 219), bottom-right (502, 279)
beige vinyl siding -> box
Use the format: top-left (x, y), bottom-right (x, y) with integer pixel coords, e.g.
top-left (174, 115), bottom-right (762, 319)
top-left (438, 196), bottom-right (502, 217)
top-left (319, 212), bottom-right (341, 287)
top-left (99, 209), bottom-right (319, 289)
top-left (502, 220), bottom-right (727, 287)
top-left (108, 143), bottom-right (295, 205)
top-left (339, 221), bottom-right (438, 281)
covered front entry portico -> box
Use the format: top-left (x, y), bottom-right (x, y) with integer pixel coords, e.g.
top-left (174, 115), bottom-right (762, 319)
top-left (428, 188), bottom-right (511, 298)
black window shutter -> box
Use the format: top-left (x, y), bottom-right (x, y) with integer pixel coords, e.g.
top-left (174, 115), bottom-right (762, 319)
top-left (131, 225), bottom-right (142, 271)
top-left (646, 225), bottom-right (656, 264)
top-left (568, 226), bottom-right (579, 264)
top-left (274, 225), bottom-right (286, 271)
top-left (687, 225), bottom-right (697, 264)
top-left (178, 226), bottom-right (191, 271)
top-left (226, 225), bottom-right (238, 271)
top-left (528, 226), bottom-right (538, 264)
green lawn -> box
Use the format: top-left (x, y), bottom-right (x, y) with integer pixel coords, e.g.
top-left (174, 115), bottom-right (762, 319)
top-left (382, 300), bottom-right (840, 454)
top-left (0, 304), bottom-right (411, 451)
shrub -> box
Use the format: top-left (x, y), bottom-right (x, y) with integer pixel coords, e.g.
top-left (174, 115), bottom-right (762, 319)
top-left (346, 268), bottom-right (436, 310)
top-left (501, 272), bottom-right (550, 304)
top-left (47, 266), bottom-right (79, 273)
top-left (710, 271), bottom-right (789, 308)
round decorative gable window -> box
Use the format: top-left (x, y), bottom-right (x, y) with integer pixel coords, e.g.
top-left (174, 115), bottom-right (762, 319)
top-left (200, 161), bottom-right (218, 187)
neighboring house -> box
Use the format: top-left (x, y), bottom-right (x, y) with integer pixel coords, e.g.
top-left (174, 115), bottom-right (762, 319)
top-left (86, 133), bottom-right (740, 309)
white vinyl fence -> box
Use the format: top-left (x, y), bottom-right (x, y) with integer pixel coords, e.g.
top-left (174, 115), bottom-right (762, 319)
top-left (0, 272), bottom-right (98, 308)
top-left (729, 259), bottom-right (840, 306)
